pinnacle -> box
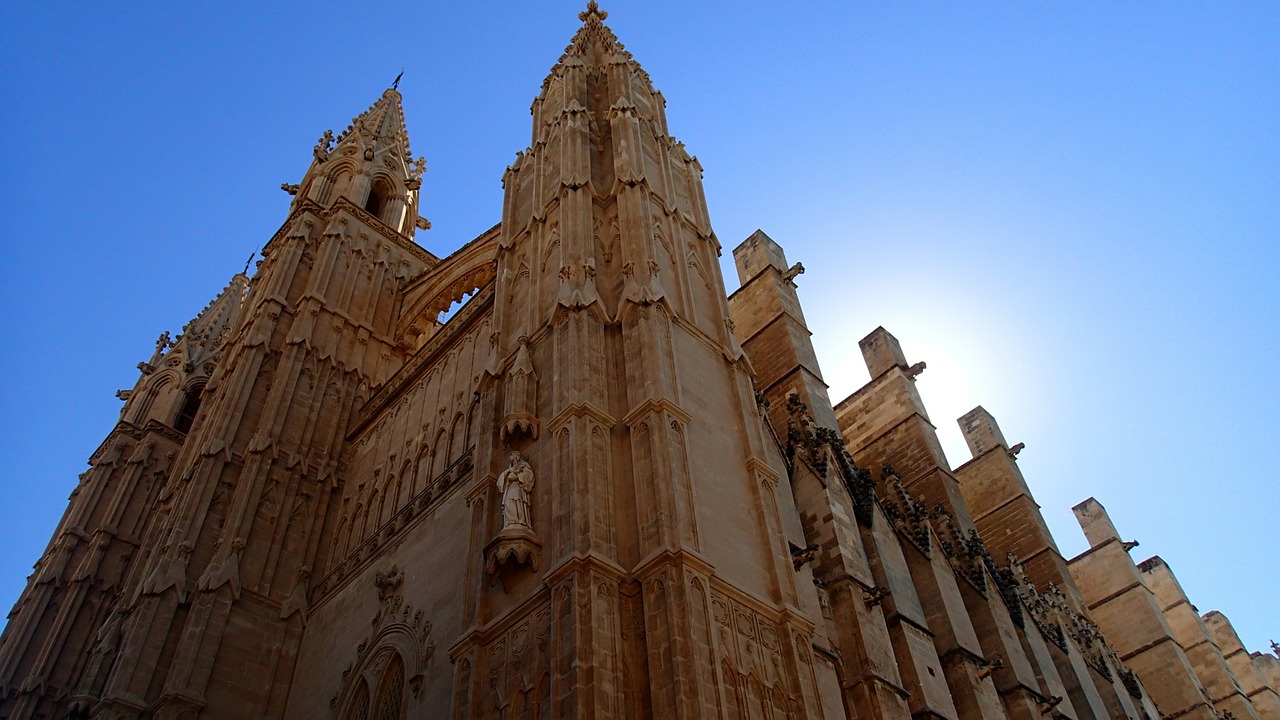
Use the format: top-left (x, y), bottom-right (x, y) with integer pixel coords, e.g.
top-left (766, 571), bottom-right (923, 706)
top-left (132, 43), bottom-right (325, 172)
top-left (543, 1), bottom-right (650, 88)
top-left (579, 1), bottom-right (607, 22)
top-left (172, 272), bottom-right (250, 360)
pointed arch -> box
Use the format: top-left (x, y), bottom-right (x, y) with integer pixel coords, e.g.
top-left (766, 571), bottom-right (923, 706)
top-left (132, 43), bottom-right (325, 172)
top-left (413, 440), bottom-right (432, 497)
top-left (382, 473), bottom-right (400, 527)
top-left (173, 380), bottom-right (206, 434)
top-left (464, 395), bottom-right (480, 454)
top-left (653, 218), bottom-right (675, 268)
top-left (320, 158), bottom-right (360, 204)
top-left (398, 457), bottom-right (413, 507)
top-left (347, 501), bottom-right (362, 546)
top-left (334, 514), bottom-right (350, 559)
top-left (337, 677), bottom-right (371, 720)
top-left (332, 612), bottom-right (432, 720)
top-left (539, 222), bottom-right (561, 272)
top-left (371, 652), bottom-right (405, 719)
top-left (430, 427), bottom-right (449, 480)
top-left (130, 371), bottom-right (177, 424)
top-left (448, 412), bottom-right (467, 465)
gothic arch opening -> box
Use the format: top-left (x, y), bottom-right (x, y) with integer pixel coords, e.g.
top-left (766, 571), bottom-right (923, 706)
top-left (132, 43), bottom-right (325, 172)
top-left (174, 383), bottom-right (204, 434)
top-left (336, 648), bottom-right (407, 720)
top-left (365, 178), bottom-right (392, 221)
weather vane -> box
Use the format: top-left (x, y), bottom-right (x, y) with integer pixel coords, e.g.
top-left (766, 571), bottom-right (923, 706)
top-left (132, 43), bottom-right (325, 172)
top-left (392, 68), bottom-right (404, 91)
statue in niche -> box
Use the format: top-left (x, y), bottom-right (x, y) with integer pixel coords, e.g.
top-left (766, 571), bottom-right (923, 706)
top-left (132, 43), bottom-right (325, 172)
top-left (484, 451), bottom-right (541, 584)
top-left (496, 451), bottom-right (534, 531)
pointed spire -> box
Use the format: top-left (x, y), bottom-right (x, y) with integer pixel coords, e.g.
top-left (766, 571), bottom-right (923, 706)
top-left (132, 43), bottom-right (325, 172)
top-left (336, 88), bottom-right (412, 157)
top-left (296, 87), bottom-right (425, 236)
top-left (551, 2), bottom-right (637, 72)
top-left (172, 271), bottom-right (251, 363)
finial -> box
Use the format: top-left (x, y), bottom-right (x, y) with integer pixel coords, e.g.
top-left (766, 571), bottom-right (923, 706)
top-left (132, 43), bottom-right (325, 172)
top-left (579, 1), bottom-right (607, 21)
top-left (392, 68), bottom-right (404, 91)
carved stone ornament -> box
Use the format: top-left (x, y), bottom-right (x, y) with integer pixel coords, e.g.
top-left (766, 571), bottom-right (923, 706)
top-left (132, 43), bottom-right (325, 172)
top-left (484, 452), bottom-right (542, 585)
top-left (330, 565), bottom-right (435, 712)
top-left (500, 337), bottom-right (539, 441)
top-left (783, 393), bottom-right (877, 527)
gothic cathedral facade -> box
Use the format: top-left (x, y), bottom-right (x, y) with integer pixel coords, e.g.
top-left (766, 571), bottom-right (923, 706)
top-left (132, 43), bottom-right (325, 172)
top-left (3, 5), bottom-right (1277, 720)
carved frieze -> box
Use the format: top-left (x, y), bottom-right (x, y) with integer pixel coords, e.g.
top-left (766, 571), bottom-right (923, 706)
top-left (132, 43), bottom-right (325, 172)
top-left (708, 587), bottom-right (799, 716)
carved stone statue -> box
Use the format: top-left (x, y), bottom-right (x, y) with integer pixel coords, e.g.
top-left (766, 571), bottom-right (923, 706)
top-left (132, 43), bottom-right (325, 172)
top-left (495, 451), bottom-right (534, 531)
top-left (313, 129), bottom-right (334, 162)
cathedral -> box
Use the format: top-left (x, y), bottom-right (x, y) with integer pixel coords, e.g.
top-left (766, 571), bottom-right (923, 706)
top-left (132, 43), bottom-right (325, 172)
top-left (2, 4), bottom-right (1276, 719)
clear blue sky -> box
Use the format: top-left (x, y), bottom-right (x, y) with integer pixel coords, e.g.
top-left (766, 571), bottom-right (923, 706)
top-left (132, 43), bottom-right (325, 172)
top-left (1, 2), bottom-right (1276, 655)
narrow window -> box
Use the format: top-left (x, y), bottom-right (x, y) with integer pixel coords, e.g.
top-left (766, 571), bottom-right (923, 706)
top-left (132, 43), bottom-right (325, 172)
top-left (364, 182), bottom-right (386, 218)
top-left (175, 387), bottom-right (203, 433)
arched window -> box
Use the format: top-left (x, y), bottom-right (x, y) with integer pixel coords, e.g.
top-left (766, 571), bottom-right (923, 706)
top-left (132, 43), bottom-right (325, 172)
top-left (372, 653), bottom-right (405, 720)
top-left (341, 678), bottom-right (371, 720)
top-left (174, 386), bottom-right (203, 434)
top-left (365, 179), bottom-right (390, 219)
top-left (338, 651), bottom-right (405, 720)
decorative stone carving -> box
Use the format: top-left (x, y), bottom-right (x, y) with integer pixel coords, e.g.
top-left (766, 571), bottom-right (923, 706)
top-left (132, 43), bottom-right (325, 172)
top-left (196, 538), bottom-right (245, 599)
top-left (141, 541), bottom-right (193, 601)
top-left (783, 393), bottom-right (878, 526)
top-left (313, 129), bottom-right (334, 162)
top-left (484, 452), bottom-right (542, 583)
top-left (331, 565), bottom-right (435, 712)
top-left (1008, 554), bottom-right (1069, 651)
top-left (472, 600), bottom-right (553, 716)
top-left (146, 331), bottom-right (172, 367)
top-left (501, 338), bottom-right (539, 441)
top-left (879, 467), bottom-right (931, 552)
top-left (709, 587), bottom-right (800, 710)
top-left (496, 451), bottom-right (534, 531)
top-left (279, 568), bottom-right (311, 624)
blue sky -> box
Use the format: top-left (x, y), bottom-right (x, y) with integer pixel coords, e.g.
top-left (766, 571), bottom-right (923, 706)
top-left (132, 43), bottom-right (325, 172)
top-left (1, 1), bottom-right (1275, 656)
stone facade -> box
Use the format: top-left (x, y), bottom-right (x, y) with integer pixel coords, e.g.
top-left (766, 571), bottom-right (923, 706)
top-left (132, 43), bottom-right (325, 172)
top-left (1, 5), bottom-right (1274, 720)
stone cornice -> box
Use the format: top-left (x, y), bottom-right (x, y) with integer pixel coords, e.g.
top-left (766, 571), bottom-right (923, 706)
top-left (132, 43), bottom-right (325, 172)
top-left (261, 198), bottom-right (439, 268)
top-left (545, 402), bottom-right (617, 433)
top-left (619, 397), bottom-right (691, 429)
